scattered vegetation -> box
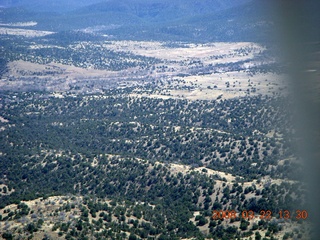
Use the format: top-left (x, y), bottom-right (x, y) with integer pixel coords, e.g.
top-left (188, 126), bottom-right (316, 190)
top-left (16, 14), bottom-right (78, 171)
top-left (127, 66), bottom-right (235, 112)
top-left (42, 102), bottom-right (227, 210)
top-left (0, 90), bottom-right (307, 239)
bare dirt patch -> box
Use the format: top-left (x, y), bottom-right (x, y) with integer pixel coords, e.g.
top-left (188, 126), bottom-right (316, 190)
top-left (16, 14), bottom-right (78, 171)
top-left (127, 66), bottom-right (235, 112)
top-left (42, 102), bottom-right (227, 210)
top-left (0, 27), bottom-right (54, 37)
top-left (168, 163), bottom-right (236, 182)
top-left (0, 21), bottom-right (37, 27)
top-left (0, 116), bottom-right (9, 123)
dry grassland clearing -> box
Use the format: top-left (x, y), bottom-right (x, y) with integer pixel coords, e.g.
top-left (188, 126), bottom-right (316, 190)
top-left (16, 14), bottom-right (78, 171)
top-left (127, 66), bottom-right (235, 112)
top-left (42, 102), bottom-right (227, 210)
top-left (168, 163), bottom-right (236, 182)
top-left (7, 60), bottom-right (117, 80)
top-left (1, 40), bottom-right (286, 99)
top-left (0, 27), bottom-right (54, 37)
top-left (0, 21), bottom-right (38, 27)
top-left (105, 41), bottom-right (262, 62)
top-left (2, 60), bottom-right (119, 92)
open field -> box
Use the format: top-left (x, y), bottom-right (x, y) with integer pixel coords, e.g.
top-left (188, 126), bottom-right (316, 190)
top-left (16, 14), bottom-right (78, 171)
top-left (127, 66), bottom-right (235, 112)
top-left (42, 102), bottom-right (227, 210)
top-left (1, 40), bottom-right (285, 100)
top-left (0, 27), bottom-right (54, 37)
top-left (105, 41), bottom-right (265, 64)
top-left (0, 1), bottom-right (312, 239)
top-left (0, 21), bottom-right (38, 27)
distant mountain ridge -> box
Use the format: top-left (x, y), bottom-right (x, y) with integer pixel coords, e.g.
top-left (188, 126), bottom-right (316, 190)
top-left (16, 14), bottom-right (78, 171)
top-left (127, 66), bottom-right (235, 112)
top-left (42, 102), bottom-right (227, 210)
top-left (0, 0), bottom-right (103, 12)
top-left (1, 0), bottom-right (251, 13)
top-left (75, 0), bottom-right (252, 22)
top-left (0, 0), bottom-right (275, 43)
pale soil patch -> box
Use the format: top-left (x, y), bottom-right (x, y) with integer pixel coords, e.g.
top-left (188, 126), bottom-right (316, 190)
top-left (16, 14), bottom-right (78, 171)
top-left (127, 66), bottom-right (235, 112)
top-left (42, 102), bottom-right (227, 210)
top-left (266, 130), bottom-right (276, 138)
top-left (105, 41), bottom-right (264, 62)
top-left (51, 93), bottom-right (65, 98)
top-left (7, 60), bottom-right (50, 74)
top-left (3, 40), bottom-right (285, 100)
top-left (0, 196), bottom-right (83, 239)
top-left (169, 163), bottom-right (189, 174)
top-left (0, 21), bottom-right (37, 27)
top-left (129, 93), bottom-right (175, 100)
top-left (277, 157), bottom-right (294, 166)
top-left (0, 184), bottom-right (14, 195)
top-left (168, 88), bottom-right (244, 100)
top-left (2, 60), bottom-right (122, 91)
top-left (129, 89), bottom-right (244, 101)
top-left (129, 69), bottom-right (285, 101)
top-left (29, 44), bottom-right (65, 50)
top-left (0, 194), bottom-right (160, 239)
top-left (0, 116), bottom-right (9, 122)
top-left (168, 163), bottom-right (236, 182)
top-left (180, 71), bottom-right (285, 97)
top-left (6, 60), bottom-right (117, 81)
top-left (104, 40), bottom-right (285, 100)
top-left (195, 167), bottom-right (236, 182)
top-left (0, 27), bottom-right (54, 37)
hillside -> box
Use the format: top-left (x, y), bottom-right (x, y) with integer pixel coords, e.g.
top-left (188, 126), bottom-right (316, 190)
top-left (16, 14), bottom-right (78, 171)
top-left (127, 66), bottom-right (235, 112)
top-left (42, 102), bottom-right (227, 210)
top-left (0, 0), bottom-right (274, 42)
top-left (2, 0), bottom-right (251, 14)
top-left (0, 89), bottom-right (308, 239)
top-left (0, 1), bottom-right (312, 239)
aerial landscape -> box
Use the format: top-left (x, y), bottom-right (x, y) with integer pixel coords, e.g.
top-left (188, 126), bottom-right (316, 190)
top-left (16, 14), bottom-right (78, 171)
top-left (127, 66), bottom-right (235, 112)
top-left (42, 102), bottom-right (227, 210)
top-left (0, 0), bottom-right (314, 239)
